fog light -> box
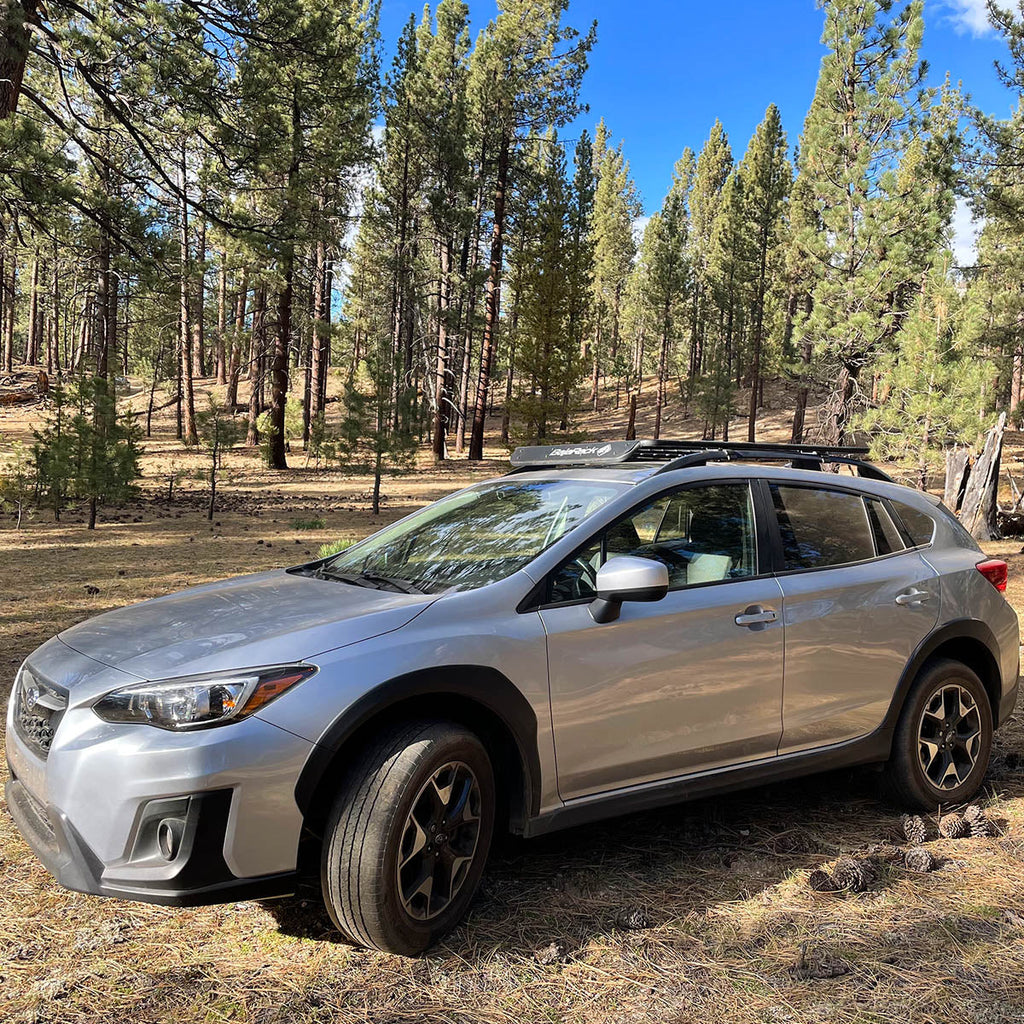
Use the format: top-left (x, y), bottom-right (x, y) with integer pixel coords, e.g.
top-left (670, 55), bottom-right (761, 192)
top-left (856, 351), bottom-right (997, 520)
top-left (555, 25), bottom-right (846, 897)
top-left (157, 817), bottom-right (186, 861)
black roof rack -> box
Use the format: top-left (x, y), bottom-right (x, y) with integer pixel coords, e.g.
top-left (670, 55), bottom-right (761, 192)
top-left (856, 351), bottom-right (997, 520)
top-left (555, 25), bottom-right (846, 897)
top-left (507, 439), bottom-right (893, 482)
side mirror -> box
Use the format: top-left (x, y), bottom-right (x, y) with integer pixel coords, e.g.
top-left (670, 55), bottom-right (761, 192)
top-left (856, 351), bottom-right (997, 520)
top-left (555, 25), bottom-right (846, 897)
top-left (589, 556), bottom-right (669, 624)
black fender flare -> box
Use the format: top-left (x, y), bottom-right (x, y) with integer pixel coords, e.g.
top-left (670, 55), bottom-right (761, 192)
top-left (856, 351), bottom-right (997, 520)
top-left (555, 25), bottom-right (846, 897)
top-left (294, 665), bottom-right (543, 826)
top-left (882, 618), bottom-right (1003, 736)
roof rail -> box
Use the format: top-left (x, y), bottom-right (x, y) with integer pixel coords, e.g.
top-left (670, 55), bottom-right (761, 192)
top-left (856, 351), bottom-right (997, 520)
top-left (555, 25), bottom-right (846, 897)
top-left (507, 439), bottom-right (893, 482)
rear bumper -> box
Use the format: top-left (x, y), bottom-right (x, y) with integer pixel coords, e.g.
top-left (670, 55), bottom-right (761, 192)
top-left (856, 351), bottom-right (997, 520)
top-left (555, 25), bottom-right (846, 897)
top-left (998, 672), bottom-right (1020, 730)
top-left (5, 775), bottom-right (297, 906)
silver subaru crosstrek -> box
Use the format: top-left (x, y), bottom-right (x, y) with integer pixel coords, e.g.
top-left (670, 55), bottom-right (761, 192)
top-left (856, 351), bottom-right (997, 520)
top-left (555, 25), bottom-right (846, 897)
top-left (5, 440), bottom-right (1020, 954)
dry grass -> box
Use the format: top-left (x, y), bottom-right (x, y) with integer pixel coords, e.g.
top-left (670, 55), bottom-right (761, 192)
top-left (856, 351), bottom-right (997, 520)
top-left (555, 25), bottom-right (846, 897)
top-left (2, 378), bottom-right (1024, 1023)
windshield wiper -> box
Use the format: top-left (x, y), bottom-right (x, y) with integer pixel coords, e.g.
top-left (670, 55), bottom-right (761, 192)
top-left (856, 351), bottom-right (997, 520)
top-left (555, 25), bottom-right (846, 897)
top-left (312, 567), bottom-right (425, 595)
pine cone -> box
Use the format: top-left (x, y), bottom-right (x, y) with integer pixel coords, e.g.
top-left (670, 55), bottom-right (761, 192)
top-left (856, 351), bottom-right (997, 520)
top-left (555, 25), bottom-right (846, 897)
top-left (865, 842), bottom-right (903, 864)
top-left (901, 814), bottom-right (929, 845)
top-left (614, 908), bottom-right (650, 931)
top-left (808, 868), bottom-right (839, 893)
top-left (969, 814), bottom-right (995, 838)
top-left (938, 813), bottom-right (969, 839)
top-left (963, 804), bottom-right (984, 824)
top-left (904, 846), bottom-right (936, 873)
top-left (831, 856), bottom-right (875, 892)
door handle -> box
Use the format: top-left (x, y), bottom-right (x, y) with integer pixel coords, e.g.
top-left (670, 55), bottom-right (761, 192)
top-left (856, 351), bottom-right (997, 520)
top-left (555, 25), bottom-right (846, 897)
top-left (735, 606), bottom-right (778, 627)
top-left (895, 588), bottom-right (930, 607)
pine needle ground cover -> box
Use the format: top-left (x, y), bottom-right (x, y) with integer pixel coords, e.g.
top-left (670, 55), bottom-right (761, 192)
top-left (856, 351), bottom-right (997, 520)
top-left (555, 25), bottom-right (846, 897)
top-left (2, 407), bottom-right (1024, 1023)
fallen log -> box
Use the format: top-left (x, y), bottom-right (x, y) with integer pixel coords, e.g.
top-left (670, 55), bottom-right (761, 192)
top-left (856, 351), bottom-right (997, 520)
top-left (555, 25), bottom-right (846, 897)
top-left (0, 387), bottom-right (39, 406)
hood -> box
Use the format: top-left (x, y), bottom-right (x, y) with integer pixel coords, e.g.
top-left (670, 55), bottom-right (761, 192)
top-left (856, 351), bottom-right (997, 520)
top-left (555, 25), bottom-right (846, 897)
top-left (56, 569), bottom-right (434, 682)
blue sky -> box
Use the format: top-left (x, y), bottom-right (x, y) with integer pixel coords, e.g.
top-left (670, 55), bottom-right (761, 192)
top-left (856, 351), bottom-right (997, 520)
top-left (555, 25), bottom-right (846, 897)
top-left (377, 0), bottom-right (1018, 258)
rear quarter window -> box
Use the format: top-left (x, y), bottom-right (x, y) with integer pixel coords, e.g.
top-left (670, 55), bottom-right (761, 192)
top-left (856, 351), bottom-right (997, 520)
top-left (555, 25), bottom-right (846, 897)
top-left (892, 502), bottom-right (936, 547)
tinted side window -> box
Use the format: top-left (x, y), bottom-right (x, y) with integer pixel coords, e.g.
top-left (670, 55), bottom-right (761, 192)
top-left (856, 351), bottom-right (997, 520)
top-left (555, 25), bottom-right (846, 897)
top-left (892, 502), bottom-right (936, 547)
top-left (547, 483), bottom-right (756, 603)
top-left (770, 485), bottom-right (875, 570)
top-left (866, 499), bottom-right (905, 555)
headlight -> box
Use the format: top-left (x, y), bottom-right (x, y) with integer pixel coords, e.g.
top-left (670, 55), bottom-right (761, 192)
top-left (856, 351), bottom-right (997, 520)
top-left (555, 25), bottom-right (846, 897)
top-left (93, 665), bottom-right (316, 730)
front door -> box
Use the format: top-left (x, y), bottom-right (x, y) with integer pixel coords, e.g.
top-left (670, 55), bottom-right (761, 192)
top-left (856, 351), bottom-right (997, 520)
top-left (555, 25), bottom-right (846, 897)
top-left (539, 481), bottom-right (785, 801)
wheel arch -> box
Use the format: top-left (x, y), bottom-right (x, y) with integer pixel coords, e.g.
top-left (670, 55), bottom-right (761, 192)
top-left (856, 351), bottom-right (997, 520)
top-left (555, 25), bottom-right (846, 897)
top-left (294, 666), bottom-right (541, 839)
top-left (889, 619), bottom-right (1004, 732)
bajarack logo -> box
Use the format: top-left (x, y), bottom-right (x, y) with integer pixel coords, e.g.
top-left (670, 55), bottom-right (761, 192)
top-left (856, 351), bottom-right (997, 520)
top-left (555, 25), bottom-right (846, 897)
top-left (546, 443), bottom-right (614, 459)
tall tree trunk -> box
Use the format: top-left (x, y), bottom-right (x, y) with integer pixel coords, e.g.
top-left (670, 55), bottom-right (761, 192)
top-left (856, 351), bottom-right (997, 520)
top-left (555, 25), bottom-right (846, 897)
top-left (2, 245), bottom-right (14, 371)
top-left (215, 252), bottom-right (227, 385)
top-left (121, 274), bottom-right (130, 377)
top-left (226, 267), bottom-right (247, 408)
top-left (0, 0), bottom-right (37, 118)
top-left (192, 213), bottom-right (206, 379)
top-left (456, 141), bottom-right (487, 455)
top-left (432, 241), bottom-right (452, 459)
top-left (654, 303), bottom-right (670, 441)
top-left (179, 149), bottom-right (198, 445)
top-left (469, 131), bottom-right (510, 462)
top-left (310, 229), bottom-right (330, 423)
top-left (247, 285), bottom-right (266, 446)
top-left (0, 241), bottom-right (8, 372)
top-left (500, 285), bottom-right (522, 443)
top-left (747, 236), bottom-right (771, 443)
top-left (1011, 337), bottom-right (1023, 416)
top-left (49, 253), bottom-right (60, 374)
top-left (791, 297), bottom-right (813, 443)
top-left (27, 249), bottom-right (39, 365)
top-left (268, 252), bottom-right (292, 470)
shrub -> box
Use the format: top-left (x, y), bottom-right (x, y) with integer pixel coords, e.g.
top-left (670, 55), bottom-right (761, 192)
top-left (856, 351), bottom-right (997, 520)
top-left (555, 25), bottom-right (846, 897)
top-left (292, 516), bottom-right (326, 531)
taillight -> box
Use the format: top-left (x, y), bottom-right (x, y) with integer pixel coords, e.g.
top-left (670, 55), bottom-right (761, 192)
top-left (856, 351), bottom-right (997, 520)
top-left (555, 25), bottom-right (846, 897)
top-left (976, 559), bottom-right (1008, 593)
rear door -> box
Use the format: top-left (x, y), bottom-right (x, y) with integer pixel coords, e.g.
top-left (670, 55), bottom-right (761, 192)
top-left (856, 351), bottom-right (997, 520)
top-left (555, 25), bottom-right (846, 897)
top-left (538, 479), bottom-right (786, 800)
top-left (765, 481), bottom-right (940, 754)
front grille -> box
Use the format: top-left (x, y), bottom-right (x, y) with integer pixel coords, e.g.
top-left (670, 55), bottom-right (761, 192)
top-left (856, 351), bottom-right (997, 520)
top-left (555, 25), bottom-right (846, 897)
top-left (13, 665), bottom-right (68, 760)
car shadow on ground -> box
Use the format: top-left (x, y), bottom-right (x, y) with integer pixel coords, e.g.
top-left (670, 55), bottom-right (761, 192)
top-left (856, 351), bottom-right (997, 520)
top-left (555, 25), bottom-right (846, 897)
top-left (262, 763), bottom-right (907, 957)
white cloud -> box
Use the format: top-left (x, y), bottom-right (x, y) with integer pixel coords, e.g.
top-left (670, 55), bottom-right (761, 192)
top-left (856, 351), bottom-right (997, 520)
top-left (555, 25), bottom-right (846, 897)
top-left (632, 215), bottom-right (651, 245)
top-left (950, 198), bottom-right (982, 268)
top-left (942, 0), bottom-right (994, 37)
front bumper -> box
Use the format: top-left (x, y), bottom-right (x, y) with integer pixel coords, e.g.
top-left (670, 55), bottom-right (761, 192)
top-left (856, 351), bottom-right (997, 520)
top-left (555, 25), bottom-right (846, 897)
top-left (5, 667), bottom-right (316, 907)
top-left (5, 776), bottom-right (296, 905)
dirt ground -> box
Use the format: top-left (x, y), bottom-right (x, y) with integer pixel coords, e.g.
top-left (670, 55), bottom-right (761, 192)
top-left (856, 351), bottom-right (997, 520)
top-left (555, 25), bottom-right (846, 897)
top-left (2, 376), bottom-right (1024, 1023)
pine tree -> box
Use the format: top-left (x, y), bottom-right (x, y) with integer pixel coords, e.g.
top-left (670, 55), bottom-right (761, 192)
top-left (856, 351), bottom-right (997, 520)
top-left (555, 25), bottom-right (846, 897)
top-left (510, 137), bottom-right (583, 441)
top-left (412, 0), bottom-right (473, 460)
top-left (700, 168), bottom-right (751, 439)
top-left (858, 256), bottom-right (991, 486)
top-left (636, 149), bottom-right (694, 439)
top-left (194, 396), bottom-right (243, 520)
top-left (686, 121), bottom-right (733, 402)
top-left (234, 0), bottom-right (378, 469)
top-left (590, 119), bottom-right (640, 410)
top-left (466, 0), bottom-right (595, 461)
top-left (562, 131), bottom-right (596, 429)
top-left (738, 104), bottom-right (791, 439)
top-left (796, 0), bottom-right (955, 442)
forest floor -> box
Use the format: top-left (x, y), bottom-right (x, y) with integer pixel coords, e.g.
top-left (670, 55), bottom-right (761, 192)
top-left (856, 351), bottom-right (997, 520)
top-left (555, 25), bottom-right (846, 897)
top-left (2, 374), bottom-right (1024, 1023)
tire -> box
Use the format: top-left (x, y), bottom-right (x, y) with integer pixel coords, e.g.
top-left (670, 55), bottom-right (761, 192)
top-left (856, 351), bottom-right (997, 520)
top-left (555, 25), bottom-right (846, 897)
top-left (320, 720), bottom-right (495, 955)
top-left (881, 658), bottom-right (993, 812)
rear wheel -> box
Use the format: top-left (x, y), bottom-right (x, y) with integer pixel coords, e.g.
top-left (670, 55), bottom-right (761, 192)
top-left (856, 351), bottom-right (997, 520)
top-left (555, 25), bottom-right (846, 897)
top-left (320, 720), bottom-right (495, 955)
top-left (881, 658), bottom-right (993, 811)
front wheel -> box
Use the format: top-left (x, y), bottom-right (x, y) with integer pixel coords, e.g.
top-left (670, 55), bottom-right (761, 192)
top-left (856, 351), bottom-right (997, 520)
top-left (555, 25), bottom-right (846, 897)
top-left (320, 720), bottom-right (495, 955)
top-left (881, 658), bottom-right (993, 811)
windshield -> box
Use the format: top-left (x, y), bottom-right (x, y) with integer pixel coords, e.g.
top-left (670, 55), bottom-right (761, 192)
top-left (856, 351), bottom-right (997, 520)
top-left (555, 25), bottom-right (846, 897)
top-left (321, 478), bottom-right (628, 593)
